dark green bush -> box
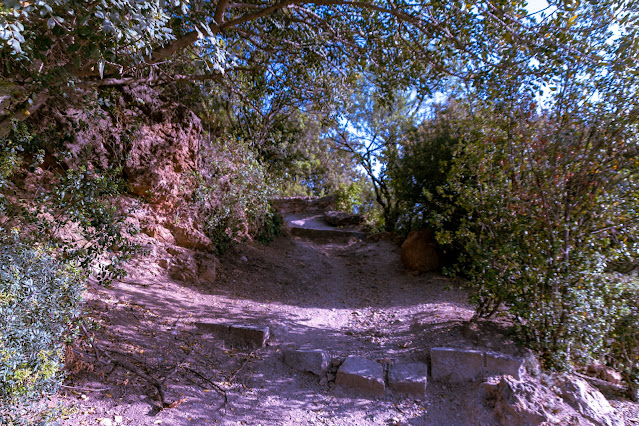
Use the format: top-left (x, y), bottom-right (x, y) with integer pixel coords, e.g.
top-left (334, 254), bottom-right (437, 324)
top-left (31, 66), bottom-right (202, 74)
top-left (608, 279), bottom-right (639, 398)
top-left (0, 230), bottom-right (85, 424)
top-left (389, 100), bottom-right (466, 236)
top-left (255, 204), bottom-right (283, 244)
top-left (393, 97), bottom-right (639, 375)
top-left (0, 123), bottom-right (139, 423)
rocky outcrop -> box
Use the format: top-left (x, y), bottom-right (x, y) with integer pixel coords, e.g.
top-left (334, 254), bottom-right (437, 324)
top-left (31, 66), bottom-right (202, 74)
top-left (482, 375), bottom-right (625, 426)
top-left (558, 376), bottom-right (625, 426)
top-left (141, 223), bottom-right (175, 245)
top-left (39, 85), bottom-right (202, 206)
top-left (482, 376), bottom-right (578, 425)
top-left (400, 229), bottom-right (439, 272)
top-left (168, 220), bottom-right (215, 252)
top-left (165, 246), bottom-right (217, 283)
top-left (121, 86), bottom-right (202, 205)
top-left (587, 363), bottom-right (623, 385)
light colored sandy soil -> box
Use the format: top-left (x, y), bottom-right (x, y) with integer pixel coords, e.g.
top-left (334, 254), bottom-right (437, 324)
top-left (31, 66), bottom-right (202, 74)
top-left (54, 226), bottom-right (638, 425)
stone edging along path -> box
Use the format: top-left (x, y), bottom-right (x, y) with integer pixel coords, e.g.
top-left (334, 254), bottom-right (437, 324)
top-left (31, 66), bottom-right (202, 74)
top-left (196, 321), bottom-right (526, 400)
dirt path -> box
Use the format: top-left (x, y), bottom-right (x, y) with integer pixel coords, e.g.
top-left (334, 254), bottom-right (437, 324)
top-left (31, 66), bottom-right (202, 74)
top-left (55, 219), bottom-right (582, 425)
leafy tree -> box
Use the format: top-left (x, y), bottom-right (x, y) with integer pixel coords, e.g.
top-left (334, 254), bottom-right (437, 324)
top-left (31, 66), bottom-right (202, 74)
top-left (2, 0), bottom-right (614, 134)
top-left (388, 98), bottom-right (467, 234)
top-left (329, 75), bottom-right (423, 231)
top-left (381, 0), bottom-right (639, 389)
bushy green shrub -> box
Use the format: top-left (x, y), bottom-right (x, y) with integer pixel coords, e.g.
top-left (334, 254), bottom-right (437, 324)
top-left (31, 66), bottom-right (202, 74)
top-left (34, 166), bottom-right (140, 285)
top-left (0, 230), bottom-right (85, 424)
top-left (394, 97), bottom-right (639, 375)
top-left (255, 204), bottom-right (283, 244)
top-left (455, 112), bottom-right (636, 369)
top-left (193, 138), bottom-right (274, 253)
top-left (608, 279), bottom-right (639, 398)
top-left (0, 123), bottom-right (139, 423)
top-left (389, 101), bottom-right (466, 235)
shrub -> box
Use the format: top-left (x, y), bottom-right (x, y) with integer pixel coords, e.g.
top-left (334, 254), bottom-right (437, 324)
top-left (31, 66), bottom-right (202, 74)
top-left (0, 123), bottom-right (139, 423)
top-left (255, 204), bottom-right (283, 244)
top-left (436, 101), bottom-right (639, 370)
top-left (608, 279), bottom-right (639, 399)
top-left (389, 100), bottom-right (466, 235)
top-left (393, 97), bottom-right (639, 375)
top-left (193, 138), bottom-right (274, 253)
top-left (35, 167), bottom-right (140, 284)
top-left (0, 230), bottom-right (85, 424)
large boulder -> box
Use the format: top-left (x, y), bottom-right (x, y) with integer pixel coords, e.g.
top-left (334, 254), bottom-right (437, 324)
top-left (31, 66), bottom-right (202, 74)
top-left (400, 229), bottom-right (439, 272)
top-left (482, 376), bottom-right (578, 425)
top-left (165, 246), bottom-right (217, 283)
top-left (169, 220), bottom-right (215, 252)
top-left (557, 376), bottom-right (624, 426)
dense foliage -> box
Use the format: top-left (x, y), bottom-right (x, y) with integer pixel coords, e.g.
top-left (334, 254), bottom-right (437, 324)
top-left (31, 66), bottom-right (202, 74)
top-left (1, 0), bottom-right (639, 416)
top-left (390, 92), bottom-right (639, 393)
top-left (193, 137), bottom-right (275, 252)
top-left (0, 125), bottom-right (142, 421)
top-left (0, 229), bottom-right (84, 424)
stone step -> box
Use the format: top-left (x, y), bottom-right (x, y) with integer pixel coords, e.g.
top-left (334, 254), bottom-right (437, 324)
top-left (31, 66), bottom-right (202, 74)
top-left (430, 347), bottom-right (525, 382)
top-left (335, 356), bottom-right (385, 395)
top-left (195, 322), bottom-right (270, 348)
top-left (388, 362), bottom-right (428, 398)
top-left (289, 226), bottom-right (366, 241)
top-left (282, 349), bottom-right (329, 376)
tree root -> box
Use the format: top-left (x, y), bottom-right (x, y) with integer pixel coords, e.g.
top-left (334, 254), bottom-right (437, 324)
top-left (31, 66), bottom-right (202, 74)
top-left (80, 323), bottom-right (177, 410)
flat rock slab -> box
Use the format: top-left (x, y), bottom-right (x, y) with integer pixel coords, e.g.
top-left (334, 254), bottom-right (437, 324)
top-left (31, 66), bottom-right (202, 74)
top-left (194, 322), bottom-right (231, 336)
top-left (195, 322), bottom-right (270, 348)
top-left (336, 356), bottom-right (385, 395)
top-left (431, 347), bottom-right (484, 382)
top-left (388, 363), bottom-right (428, 398)
top-left (431, 347), bottom-right (525, 382)
top-left (485, 352), bottom-right (525, 380)
top-left (229, 324), bottom-right (269, 348)
top-left (283, 349), bottom-right (329, 376)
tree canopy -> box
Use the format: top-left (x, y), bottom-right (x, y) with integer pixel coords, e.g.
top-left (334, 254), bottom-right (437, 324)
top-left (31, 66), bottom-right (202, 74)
top-left (3, 0), bottom-right (638, 136)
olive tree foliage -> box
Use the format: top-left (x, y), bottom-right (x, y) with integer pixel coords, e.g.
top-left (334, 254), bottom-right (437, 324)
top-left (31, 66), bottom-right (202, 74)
top-left (0, 0), bottom-right (614, 136)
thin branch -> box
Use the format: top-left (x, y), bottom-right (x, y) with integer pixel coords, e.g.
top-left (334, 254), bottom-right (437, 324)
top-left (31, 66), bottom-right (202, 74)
top-left (228, 350), bottom-right (256, 382)
top-left (183, 366), bottom-right (228, 407)
top-left (59, 384), bottom-right (111, 392)
top-left (76, 73), bottom-right (224, 87)
top-left (215, 0), bottom-right (231, 24)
